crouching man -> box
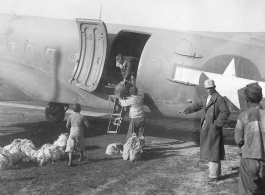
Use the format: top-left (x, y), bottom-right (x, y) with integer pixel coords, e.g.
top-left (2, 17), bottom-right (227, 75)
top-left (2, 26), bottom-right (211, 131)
top-left (235, 82), bottom-right (265, 194)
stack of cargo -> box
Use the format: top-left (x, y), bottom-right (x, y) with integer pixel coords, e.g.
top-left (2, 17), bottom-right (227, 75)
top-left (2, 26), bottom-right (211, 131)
top-left (4, 139), bottom-right (34, 163)
top-left (20, 139), bottom-right (37, 162)
top-left (36, 143), bottom-right (65, 166)
top-left (0, 133), bottom-right (69, 170)
top-left (35, 133), bottom-right (68, 166)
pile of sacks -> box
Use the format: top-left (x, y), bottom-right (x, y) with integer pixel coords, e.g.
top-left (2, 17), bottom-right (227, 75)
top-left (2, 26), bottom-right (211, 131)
top-left (0, 133), bottom-right (69, 171)
top-left (105, 133), bottom-right (145, 162)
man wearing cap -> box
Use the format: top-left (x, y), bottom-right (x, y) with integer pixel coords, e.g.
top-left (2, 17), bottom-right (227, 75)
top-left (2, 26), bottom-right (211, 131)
top-left (179, 79), bottom-right (230, 182)
top-left (234, 82), bottom-right (265, 194)
top-left (116, 54), bottom-right (138, 86)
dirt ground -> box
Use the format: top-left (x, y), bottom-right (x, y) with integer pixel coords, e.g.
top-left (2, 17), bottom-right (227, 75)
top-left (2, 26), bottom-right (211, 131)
top-left (0, 102), bottom-right (240, 195)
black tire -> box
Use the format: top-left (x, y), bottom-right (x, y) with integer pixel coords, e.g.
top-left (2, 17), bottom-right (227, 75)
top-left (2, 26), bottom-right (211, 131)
top-left (45, 104), bottom-right (65, 123)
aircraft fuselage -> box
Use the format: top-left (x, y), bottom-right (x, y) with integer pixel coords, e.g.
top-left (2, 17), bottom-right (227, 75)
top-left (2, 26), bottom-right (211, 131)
top-left (1, 13), bottom-right (265, 122)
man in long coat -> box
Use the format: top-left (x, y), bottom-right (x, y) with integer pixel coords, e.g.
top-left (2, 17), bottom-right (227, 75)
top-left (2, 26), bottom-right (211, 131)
top-left (179, 79), bottom-right (230, 181)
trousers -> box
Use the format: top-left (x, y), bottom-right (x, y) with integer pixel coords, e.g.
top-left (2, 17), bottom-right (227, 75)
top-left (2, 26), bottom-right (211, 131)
top-left (209, 161), bottom-right (221, 178)
top-left (127, 117), bottom-right (145, 140)
top-left (238, 157), bottom-right (265, 195)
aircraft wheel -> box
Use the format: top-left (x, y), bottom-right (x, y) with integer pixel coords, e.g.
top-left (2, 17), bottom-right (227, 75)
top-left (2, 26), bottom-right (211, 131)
top-left (45, 102), bottom-right (68, 123)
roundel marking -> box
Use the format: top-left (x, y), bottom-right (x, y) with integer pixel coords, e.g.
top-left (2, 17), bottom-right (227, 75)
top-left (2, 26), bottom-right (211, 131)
top-left (195, 55), bottom-right (264, 110)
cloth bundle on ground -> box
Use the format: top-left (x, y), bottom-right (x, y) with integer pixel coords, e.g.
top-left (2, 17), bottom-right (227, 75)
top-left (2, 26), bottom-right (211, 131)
top-left (122, 133), bottom-right (145, 161)
top-left (36, 143), bottom-right (65, 166)
top-left (105, 143), bottom-right (123, 155)
top-left (0, 147), bottom-right (13, 172)
top-left (2, 133), bottom-right (69, 166)
top-left (4, 139), bottom-right (35, 163)
top-left (53, 133), bottom-right (69, 150)
top-left (35, 133), bottom-right (68, 166)
top-left (20, 140), bottom-right (37, 162)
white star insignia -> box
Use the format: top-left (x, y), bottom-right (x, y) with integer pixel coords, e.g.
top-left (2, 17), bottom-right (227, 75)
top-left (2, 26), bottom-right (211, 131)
top-left (173, 58), bottom-right (265, 109)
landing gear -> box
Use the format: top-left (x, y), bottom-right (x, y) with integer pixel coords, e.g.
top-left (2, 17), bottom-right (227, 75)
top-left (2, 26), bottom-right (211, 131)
top-left (45, 102), bottom-right (69, 123)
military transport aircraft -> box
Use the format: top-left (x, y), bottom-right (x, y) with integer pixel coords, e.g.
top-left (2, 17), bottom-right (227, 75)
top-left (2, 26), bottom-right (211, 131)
top-left (0, 0), bottom-right (265, 126)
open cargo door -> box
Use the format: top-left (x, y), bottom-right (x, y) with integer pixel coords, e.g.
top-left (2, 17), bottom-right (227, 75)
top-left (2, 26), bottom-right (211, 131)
top-left (73, 19), bottom-right (107, 92)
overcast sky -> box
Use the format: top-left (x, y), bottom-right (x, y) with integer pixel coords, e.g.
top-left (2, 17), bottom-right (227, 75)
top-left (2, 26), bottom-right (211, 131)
top-left (1, 0), bottom-right (265, 32)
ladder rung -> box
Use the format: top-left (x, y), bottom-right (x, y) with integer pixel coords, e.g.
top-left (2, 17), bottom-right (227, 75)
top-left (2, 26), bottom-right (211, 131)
top-left (107, 131), bottom-right (118, 134)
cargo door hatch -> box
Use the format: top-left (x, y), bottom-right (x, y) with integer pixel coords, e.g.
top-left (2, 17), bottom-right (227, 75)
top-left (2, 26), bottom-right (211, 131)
top-left (72, 19), bottom-right (107, 92)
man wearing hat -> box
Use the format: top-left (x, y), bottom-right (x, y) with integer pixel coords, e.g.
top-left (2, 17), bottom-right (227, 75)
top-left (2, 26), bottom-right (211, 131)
top-left (179, 79), bottom-right (230, 182)
top-left (234, 82), bottom-right (265, 194)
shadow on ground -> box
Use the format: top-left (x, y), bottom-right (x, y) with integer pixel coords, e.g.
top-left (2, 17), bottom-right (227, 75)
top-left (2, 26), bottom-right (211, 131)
top-left (0, 115), bottom-right (236, 149)
top-left (0, 117), bottom-right (110, 147)
top-left (220, 171), bottom-right (239, 181)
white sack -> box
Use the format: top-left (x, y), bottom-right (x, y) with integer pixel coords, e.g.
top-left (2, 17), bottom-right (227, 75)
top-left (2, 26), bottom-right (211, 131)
top-left (123, 134), bottom-right (137, 160)
top-left (11, 151), bottom-right (27, 163)
top-left (53, 133), bottom-right (69, 149)
top-left (49, 145), bottom-right (62, 161)
top-left (4, 139), bottom-right (23, 153)
top-left (106, 143), bottom-right (123, 155)
top-left (0, 148), bottom-right (13, 171)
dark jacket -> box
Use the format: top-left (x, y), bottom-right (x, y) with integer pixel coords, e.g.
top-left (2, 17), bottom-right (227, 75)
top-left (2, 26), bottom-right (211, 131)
top-left (120, 56), bottom-right (138, 81)
top-left (186, 91), bottom-right (230, 161)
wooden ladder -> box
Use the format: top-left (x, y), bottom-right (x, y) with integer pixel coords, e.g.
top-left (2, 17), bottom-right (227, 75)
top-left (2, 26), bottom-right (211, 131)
top-left (107, 97), bottom-right (127, 134)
